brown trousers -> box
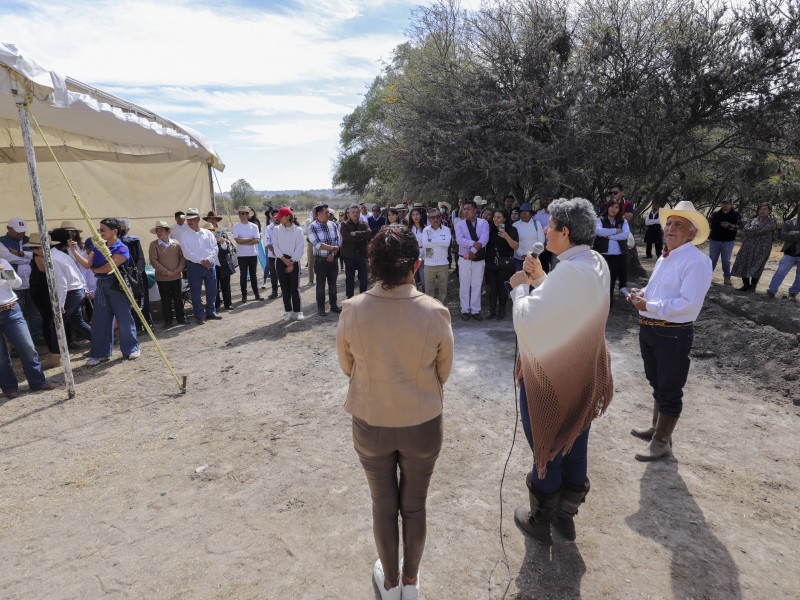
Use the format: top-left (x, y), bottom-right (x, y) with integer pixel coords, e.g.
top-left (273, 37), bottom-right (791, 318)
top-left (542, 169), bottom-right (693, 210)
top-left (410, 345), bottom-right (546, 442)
top-left (352, 414), bottom-right (443, 584)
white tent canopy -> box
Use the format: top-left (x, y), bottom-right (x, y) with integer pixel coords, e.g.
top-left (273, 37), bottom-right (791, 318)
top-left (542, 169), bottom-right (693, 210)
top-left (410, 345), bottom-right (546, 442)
top-left (0, 42), bottom-right (224, 240)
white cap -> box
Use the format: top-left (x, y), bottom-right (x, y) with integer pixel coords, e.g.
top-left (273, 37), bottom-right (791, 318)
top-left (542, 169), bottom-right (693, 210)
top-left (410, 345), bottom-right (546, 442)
top-left (7, 217), bottom-right (27, 233)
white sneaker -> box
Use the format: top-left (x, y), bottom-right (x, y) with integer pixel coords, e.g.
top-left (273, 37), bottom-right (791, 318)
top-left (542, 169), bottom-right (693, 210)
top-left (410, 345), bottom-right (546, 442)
top-left (127, 350), bottom-right (141, 360)
top-left (399, 559), bottom-right (420, 600)
top-left (283, 311), bottom-right (292, 322)
top-left (86, 357), bottom-right (110, 367)
top-left (373, 559), bottom-right (401, 600)
top-left (293, 312), bottom-right (304, 321)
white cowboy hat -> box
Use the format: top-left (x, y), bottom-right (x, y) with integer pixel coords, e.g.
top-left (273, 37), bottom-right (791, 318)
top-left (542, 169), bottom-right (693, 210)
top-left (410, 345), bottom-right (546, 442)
top-left (236, 205), bottom-right (255, 217)
top-left (659, 200), bottom-right (710, 245)
top-left (472, 195), bottom-right (486, 206)
top-left (149, 220), bottom-right (171, 234)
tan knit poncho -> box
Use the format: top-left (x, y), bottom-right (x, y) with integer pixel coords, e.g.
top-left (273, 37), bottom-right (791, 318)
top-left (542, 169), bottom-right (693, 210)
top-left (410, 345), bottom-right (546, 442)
top-left (511, 245), bottom-right (614, 478)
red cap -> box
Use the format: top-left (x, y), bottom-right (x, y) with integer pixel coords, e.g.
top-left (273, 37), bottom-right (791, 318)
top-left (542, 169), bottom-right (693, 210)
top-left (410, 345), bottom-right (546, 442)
top-left (276, 207), bottom-right (294, 220)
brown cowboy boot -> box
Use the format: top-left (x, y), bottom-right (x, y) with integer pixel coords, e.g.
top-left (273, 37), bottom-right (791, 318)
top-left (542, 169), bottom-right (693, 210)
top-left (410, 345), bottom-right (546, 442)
top-left (630, 402), bottom-right (659, 441)
top-left (552, 478), bottom-right (590, 541)
top-left (513, 472), bottom-right (561, 544)
top-left (635, 413), bottom-right (679, 461)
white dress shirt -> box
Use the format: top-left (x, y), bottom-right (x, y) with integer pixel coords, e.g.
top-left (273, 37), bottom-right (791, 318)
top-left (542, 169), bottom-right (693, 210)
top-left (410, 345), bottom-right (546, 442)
top-left (51, 249), bottom-right (87, 308)
top-left (169, 222), bottom-right (189, 242)
top-left (0, 258), bottom-right (22, 304)
top-left (0, 243), bottom-right (33, 289)
top-left (513, 218), bottom-right (545, 259)
top-left (271, 224), bottom-right (306, 262)
top-left (262, 223), bottom-right (277, 258)
top-left (421, 225), bottom-right (452, 266)
top-left (180, 227), bottom-right (218, 265)
top-left (233, 222), bottom-right (260, 257)
top-left (639, 242), bottom-right (712, 323)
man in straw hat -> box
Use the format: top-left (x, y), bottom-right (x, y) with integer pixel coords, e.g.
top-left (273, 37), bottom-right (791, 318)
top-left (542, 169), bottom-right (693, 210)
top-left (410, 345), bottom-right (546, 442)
top-left (181, 208), bottom-right (222, 324)
top-left (627, 200), bottom-right (712, 461)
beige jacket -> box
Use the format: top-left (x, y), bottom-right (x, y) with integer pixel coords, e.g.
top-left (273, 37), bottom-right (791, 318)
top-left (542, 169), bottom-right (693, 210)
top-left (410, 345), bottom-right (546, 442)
top-left (337, 283), bottom-right (454, 427)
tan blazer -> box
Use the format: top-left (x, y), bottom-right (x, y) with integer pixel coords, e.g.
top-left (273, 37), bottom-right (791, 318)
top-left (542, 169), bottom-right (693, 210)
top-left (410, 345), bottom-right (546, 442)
top-left (337, 282), bottom-right (454, 427)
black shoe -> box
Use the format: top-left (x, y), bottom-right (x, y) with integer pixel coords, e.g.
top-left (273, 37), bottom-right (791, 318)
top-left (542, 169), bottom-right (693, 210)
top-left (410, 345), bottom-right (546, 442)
top-left (241, 296), bottom-right (248, 303)
top-left (329, 306), bottom-right (342, 313)
top-left (472, 313), bottom-right (483, 321)
top-left (267, 293), bottom-right (278, 300)
top-left (318, 309), bottom-right (327, 316)
top-left (255, 296), bottom-right (265, 301)
top-left (194, 317), bottom-right (205, 325)
top-left (207, 314), bottom-right (223, 320)
top-left (225, 305), bottom-right (234, 311)
top-left (461, 312), bottom-right (471, 321)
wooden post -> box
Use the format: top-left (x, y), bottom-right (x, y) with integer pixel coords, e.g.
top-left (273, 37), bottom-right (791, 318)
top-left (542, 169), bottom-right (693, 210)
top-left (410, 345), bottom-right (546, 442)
top-left (15, 94), bottom-right (76, 399)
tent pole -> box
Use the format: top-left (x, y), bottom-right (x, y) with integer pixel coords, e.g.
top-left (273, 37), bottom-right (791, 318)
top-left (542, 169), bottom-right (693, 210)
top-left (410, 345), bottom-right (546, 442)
top-left (14, 95), bottom-right (76, 399)
top-left (208, 164), bottom-right (215, 212)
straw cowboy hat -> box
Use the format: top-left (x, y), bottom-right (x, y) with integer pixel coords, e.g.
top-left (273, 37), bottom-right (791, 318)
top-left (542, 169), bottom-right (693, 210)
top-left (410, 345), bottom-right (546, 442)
top-left (59, 220), bottom-right (82, 232)
top-left (438, 201), bottom-right (452, 213)
top-left (185, 208), bottom-right (201, 219)
top-left (202, 222), bottom-right (216, 231)
top-left (149, 220), bottom-right (171, 234)
top-left (659, 200), bottom-right (710, 245)
top-left (22, 232), bottom-right (43, 247)
top-left (203, 210), bottom-right (223, 223)
top-left (473, 195), bottom-right (487, 206)
top-left (237, 205), bottom-right (255, 217)
top-left (391, 203), bottom-right (406, 210)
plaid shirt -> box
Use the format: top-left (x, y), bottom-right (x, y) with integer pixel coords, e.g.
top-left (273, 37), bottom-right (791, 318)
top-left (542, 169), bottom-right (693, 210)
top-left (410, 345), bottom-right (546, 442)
top-left (308, 220), bottom-right (342, 257)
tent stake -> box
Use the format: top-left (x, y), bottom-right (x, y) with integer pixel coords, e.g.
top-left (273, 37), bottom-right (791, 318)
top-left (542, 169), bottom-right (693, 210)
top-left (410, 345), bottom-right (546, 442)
top-left (15, 94), bottom-right (76, 399)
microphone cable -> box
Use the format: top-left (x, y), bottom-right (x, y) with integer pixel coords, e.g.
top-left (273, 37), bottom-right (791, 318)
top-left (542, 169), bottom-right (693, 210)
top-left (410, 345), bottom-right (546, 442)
top-left (489, 334), bottom-right (520, 600)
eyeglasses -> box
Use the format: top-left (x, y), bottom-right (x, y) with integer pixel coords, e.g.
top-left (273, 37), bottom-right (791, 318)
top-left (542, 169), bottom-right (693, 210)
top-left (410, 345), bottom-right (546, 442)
top-left (237, 212), bottom-right (249, 215)
top-left (429, 215), bottom-right (441, 220)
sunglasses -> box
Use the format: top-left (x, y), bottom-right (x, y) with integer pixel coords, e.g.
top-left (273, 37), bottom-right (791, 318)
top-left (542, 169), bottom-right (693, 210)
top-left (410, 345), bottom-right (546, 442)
top-left (429, 215), bottom-right (441, 219)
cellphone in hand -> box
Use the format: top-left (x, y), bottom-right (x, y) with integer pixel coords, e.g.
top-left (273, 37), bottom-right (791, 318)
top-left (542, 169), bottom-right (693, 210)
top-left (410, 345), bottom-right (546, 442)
top-left (1, 269), bottom-right (16, 280)
top-left (499, 224), bottom-right (505, 233)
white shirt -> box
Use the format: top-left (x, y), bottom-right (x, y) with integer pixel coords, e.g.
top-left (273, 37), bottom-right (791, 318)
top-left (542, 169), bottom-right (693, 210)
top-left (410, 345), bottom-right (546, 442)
top-left (261, 222), bottom-right (277, 258)
top-left (421, 225), bottom-right (452, 266)
top-left (410, 225), bottom-right (426, 259)
top-left (0, 242), bottom-right (33, 289)
top-left (180, 226), bottom-right (218, 265)
top-left (50, 249), bottom-right (86, 308)
top-left (359, 212), bottom-right (369, 223)
top-left (639, 242), bottom-right (712, 323)
top-left (596, 218), bottom-right (630, 255)
top-left (513, 219), bottom-right (545, 259)
top-left (0, 258), bottom-right (22, 304)
top-left (169, 222), bottom-right (189, 242)
top-left (271, 224), bottom-right (306, 262)
top-left (233, 222), bottom-right (260, 257)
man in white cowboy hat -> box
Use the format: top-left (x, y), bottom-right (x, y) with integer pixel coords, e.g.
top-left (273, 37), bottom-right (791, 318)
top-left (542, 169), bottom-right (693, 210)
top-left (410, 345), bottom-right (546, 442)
top-left (627, 200), bottom-right (712, 462)
top-left (233, 206), bottom-right (263, 302)
top-left (180, 208), bottom-right (222, 324)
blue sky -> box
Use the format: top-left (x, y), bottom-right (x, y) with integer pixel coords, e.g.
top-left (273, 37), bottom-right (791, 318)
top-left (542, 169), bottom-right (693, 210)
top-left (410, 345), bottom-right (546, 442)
top-left (0, 0), bottom-right (449, 192)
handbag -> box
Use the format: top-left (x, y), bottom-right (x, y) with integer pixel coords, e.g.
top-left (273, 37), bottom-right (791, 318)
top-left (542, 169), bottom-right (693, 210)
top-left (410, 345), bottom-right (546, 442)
top-left (465, 219), bottom-right (486, 261)
top-left (110, 264), bottom-right (142, 297)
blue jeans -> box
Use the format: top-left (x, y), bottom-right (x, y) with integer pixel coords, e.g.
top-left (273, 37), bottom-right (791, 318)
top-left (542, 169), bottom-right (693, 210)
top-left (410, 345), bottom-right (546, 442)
top-left (767, 254), bottom-right (800, 295)
top-left (16, 288), bottom-right (44, 343)
top-left (343, 257), bottom-right (368, 298)
top-left (90, 277), bottom-right (139, 359)
top-left (639, 324), bottom-right (693, 418)
top-left (56, 288), bottom-right (92, 342)
top-left (519, 381), bottom-right (590, 494)
top-left (708, 240), bottom-right (735, 278)
top-left (0, 303), bottom-right (47, 392)
top-left (186, 261), bottom-right (218, 319)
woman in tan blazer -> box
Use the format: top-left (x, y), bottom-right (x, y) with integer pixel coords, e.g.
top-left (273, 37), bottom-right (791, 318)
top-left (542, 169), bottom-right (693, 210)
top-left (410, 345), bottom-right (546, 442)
top-left (337, 226), bottom-right (453, 600)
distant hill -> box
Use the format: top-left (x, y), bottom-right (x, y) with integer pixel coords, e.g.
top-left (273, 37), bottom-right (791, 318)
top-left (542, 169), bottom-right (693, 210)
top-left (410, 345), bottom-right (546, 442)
top-left (216, 189), bottom-right (353, 199)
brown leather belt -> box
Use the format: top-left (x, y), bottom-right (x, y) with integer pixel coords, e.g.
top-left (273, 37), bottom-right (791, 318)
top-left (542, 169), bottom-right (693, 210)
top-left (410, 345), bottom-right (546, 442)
top-left (639, 317), bottom-right (693, 329)
top-left (0, 300), bottom-right (18, 312)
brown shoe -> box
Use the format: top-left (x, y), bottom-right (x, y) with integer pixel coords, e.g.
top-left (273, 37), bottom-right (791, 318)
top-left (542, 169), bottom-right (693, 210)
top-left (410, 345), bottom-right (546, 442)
top-left (34, 382), bottom-right (57, 392)
top-left (2, 390), bottom-right (19, 399)
top-left (41, 354), bottom-right (62, 369)
top-left (630, 401), bottom-right (659, 441)
top-left (553, 478), bottom-right (590, 541)
top-left (635, 414), bottom-right (679, 461)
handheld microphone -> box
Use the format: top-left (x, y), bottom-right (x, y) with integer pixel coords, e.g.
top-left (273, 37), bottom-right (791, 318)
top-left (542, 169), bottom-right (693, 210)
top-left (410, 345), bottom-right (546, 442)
top-left (529, 242), bottom-right (545, 259)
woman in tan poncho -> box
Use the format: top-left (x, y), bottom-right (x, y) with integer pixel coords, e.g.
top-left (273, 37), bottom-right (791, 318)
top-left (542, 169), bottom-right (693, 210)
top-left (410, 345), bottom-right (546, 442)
top-left (510, 197), bottom-right (614, 544)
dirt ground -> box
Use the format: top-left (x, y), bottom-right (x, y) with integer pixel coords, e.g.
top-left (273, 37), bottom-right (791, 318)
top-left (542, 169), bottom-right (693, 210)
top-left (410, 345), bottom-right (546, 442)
top-left (1, 244), bottom-right (799, 599)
